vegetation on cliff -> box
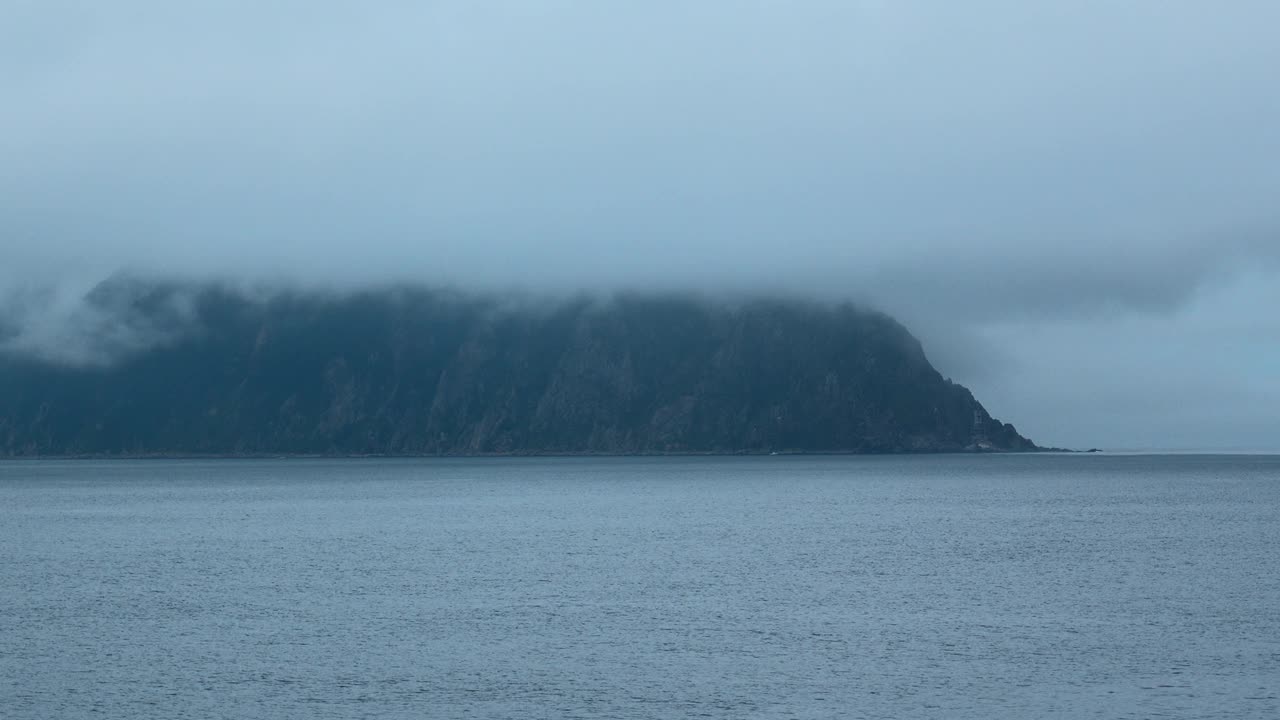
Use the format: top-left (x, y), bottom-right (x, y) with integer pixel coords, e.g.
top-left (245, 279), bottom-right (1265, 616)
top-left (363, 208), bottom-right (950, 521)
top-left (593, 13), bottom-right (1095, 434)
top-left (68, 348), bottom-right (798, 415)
top-left (0, 280), bottom-right (1037, 456)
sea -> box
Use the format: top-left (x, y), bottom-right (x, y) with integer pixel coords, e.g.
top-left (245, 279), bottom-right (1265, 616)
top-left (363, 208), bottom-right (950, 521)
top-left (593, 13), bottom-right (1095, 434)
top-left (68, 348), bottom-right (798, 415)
top-left (2, 454), bottom-right (1277, 719)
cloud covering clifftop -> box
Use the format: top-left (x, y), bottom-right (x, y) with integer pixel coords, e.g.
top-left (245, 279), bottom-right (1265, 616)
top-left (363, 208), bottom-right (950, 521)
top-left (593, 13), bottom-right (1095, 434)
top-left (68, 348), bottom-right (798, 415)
top-left (3, 1), bottom-right (1278, 449)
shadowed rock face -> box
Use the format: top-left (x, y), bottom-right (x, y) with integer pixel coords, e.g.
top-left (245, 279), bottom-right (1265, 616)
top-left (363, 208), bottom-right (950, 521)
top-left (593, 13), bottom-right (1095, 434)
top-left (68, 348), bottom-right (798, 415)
top-left (0, 281), bottom-right (1036, 456)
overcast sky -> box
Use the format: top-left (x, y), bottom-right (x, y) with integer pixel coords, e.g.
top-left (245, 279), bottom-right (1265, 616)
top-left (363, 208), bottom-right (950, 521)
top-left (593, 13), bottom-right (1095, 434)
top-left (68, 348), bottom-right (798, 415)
top-left (2, 1), bottom-right (1278, 450)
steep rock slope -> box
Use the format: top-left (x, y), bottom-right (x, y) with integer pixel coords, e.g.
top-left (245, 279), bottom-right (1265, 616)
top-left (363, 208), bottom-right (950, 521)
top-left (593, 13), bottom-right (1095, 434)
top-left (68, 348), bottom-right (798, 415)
top-left (0, 282), bottom-right (1036, 455)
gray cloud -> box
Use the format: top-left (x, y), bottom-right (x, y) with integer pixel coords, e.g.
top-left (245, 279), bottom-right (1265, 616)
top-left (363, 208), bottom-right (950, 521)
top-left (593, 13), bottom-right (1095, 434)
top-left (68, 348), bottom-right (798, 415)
top-left (0, 278), bottom-right (202, 366)
top-left (2, 1), bottom-right (1278, 448)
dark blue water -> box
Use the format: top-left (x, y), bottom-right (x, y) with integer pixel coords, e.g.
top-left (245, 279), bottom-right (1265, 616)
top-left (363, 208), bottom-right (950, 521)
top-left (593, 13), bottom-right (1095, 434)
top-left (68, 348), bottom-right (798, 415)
top-left (2, 454), bottom-right (1278, 719)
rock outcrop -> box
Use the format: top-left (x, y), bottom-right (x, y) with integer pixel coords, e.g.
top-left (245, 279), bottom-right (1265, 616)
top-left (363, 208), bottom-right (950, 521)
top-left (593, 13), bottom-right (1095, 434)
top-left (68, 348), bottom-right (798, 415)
top-left (0, 281), bottom-right (1037, 456)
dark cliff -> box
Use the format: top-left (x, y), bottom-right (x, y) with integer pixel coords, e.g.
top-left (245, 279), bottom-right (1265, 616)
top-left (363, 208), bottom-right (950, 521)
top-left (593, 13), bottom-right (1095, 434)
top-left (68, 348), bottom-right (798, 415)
top-left (0, 281), bottom-right (1037, 456)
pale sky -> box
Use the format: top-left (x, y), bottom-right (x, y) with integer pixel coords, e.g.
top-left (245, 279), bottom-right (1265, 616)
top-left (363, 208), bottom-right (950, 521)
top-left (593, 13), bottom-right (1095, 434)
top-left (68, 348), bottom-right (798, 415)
top-left (2, 1), bottom-right (1278, 450)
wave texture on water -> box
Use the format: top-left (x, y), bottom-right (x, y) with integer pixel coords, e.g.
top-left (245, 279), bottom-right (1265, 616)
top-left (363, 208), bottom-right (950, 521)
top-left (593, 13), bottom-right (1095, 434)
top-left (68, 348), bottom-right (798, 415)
top-left (2, 454), bottom-right (1278, 719)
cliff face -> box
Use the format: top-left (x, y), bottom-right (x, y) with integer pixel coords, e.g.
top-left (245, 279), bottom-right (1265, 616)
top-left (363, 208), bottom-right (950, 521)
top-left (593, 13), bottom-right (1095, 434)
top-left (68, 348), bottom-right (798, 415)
top-left (0, 282), bottom-right (1037, 455)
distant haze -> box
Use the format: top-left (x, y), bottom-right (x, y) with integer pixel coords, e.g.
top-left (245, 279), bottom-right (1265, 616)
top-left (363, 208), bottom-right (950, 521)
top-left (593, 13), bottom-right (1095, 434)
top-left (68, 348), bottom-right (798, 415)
top-left (3, 2), bottom-right (1278, 450)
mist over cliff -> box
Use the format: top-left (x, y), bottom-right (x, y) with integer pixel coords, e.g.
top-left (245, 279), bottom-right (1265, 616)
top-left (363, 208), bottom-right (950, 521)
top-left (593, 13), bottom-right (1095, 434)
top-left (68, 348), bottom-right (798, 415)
top-left (0, 279), bottom-right (1035, 456)
top-left (5, 3), bottom-right (1280, 449)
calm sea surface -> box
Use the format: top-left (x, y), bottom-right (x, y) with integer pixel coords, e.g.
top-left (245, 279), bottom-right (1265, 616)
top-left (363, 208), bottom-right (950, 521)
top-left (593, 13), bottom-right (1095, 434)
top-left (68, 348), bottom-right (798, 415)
top-left (2, 454), bottom-right (1278, 719)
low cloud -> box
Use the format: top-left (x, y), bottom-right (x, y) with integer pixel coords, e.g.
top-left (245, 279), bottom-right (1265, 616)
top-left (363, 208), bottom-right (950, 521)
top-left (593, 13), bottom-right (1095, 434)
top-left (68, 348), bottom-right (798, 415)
top-left (0, 278), bottom-right (202, 366)
top-left (2, 1), bottom-right (1278, 447)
